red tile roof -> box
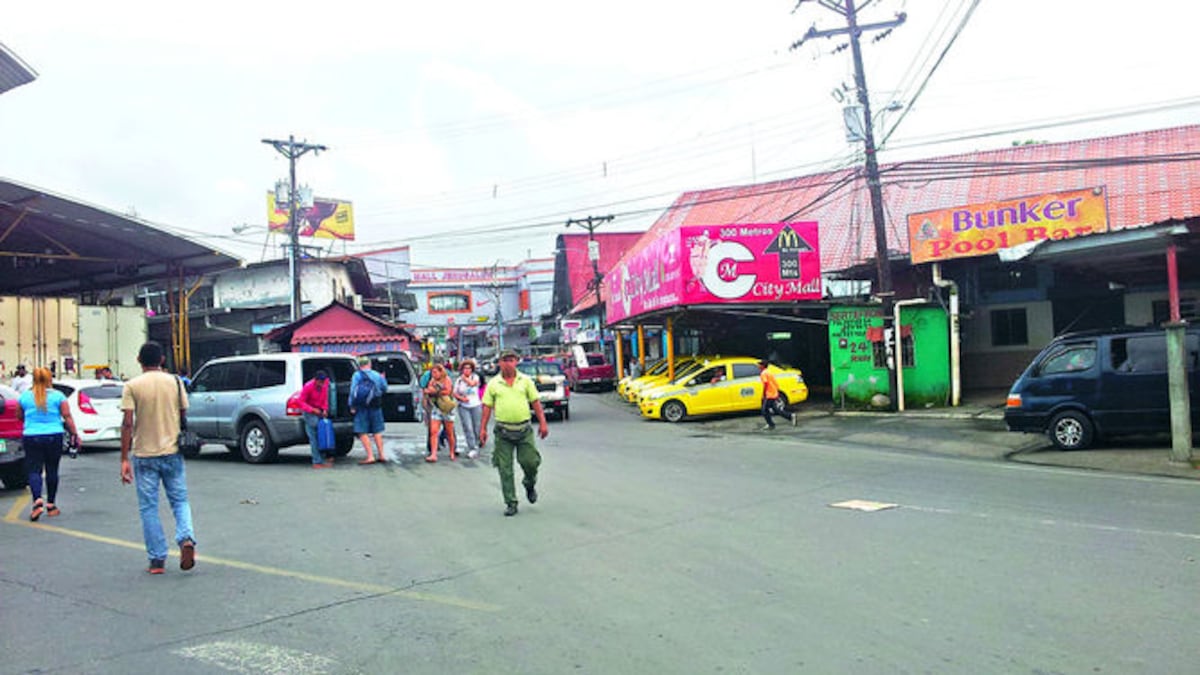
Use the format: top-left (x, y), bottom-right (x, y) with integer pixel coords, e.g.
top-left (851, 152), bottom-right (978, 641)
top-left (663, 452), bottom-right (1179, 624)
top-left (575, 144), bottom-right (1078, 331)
top-left (619, 125), bottom-right (1200, 273)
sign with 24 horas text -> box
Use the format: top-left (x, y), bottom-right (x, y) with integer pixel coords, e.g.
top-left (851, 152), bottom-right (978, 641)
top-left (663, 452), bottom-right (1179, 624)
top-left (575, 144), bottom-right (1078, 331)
top-left (906, 187), bottom-right (1109, 265)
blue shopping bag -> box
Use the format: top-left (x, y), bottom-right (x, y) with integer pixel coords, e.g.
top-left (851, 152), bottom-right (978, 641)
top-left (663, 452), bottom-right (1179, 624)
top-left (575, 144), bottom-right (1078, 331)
top-left (317, 418), bottom-right (336, 451)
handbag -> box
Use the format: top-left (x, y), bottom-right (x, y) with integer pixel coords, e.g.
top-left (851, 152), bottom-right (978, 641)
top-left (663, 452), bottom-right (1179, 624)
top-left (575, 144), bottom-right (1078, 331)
top-left (176, 376), bottom-right (202, 456)
top-left (494, 420), bottom-right (532, 443)
top-left (435, 394), bottom-right (458, 415)
top-left (316, 417), bottom-right (336, 451)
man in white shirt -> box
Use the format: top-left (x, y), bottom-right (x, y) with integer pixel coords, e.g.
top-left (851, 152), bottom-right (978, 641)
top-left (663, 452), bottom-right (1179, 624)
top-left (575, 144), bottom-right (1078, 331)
top-left (11, 364), bottom-right (32, 394)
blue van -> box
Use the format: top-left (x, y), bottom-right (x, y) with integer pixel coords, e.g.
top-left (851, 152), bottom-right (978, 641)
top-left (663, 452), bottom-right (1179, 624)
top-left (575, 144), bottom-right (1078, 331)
top-left (1004, 326), bottom-right (1200, 450)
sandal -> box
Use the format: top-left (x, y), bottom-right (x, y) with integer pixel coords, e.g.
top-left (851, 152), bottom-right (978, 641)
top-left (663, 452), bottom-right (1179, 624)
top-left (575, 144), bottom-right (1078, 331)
top-left (357, 459), bottom-right (377, 465)
top-left (30, 499), bottom-right (44, 522)
top-left (46, 504), bottom-right (60, 517)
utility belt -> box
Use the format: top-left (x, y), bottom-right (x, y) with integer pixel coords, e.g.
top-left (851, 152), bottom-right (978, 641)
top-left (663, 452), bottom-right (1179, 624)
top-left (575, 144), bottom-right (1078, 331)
top-left (493, 420), bottom-right (532, 442)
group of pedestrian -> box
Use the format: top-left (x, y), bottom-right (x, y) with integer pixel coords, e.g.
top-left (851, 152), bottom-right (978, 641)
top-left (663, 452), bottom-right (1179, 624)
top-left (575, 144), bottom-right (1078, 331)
top-left (418, 357), bottom-right (484, 462)
top-left (293, 355), bottom-right (390, 468)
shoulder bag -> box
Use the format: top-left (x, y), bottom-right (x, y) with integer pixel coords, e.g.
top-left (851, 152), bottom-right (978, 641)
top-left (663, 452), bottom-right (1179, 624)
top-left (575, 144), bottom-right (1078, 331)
top-left (176, 376), bottom-right (202, 457)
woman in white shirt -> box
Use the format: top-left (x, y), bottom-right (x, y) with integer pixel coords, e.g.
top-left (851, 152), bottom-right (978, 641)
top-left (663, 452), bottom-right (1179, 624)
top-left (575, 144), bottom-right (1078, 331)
top-left (453, 360), bottom-right (484, 460)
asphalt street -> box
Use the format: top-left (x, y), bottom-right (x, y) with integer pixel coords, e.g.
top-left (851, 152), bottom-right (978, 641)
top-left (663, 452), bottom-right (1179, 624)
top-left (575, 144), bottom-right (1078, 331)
top-left (2, 394), bottom-right (1198, 674)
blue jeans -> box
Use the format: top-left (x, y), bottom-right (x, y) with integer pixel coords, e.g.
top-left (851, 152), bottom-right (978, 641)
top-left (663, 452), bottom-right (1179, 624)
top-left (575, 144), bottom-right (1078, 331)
top-left (133, 453), bottom-right (195, 563)
top-left (303, 412), bottom-right (328, 465)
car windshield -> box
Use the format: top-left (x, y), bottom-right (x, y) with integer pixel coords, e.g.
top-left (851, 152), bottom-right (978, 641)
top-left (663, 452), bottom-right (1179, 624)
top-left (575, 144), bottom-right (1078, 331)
top-left (518, 362), bottom-right (563, 377)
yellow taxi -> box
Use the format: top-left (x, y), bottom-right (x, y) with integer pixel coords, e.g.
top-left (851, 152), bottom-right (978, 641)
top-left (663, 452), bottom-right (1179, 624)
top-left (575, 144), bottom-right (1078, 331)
top-left (620, 356), bottom-right (700, 403)
top-left (639, 357), bottom-right (808, 422)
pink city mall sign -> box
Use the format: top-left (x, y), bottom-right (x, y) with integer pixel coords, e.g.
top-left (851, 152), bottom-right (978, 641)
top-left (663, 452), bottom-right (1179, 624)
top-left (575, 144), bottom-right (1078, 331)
top-left (606, 223), bottom-right (822, 324)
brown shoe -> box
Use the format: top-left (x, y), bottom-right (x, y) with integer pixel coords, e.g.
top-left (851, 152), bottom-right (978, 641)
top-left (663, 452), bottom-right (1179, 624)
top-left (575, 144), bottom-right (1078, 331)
top-left (180, 540), bottom-right (196, 571)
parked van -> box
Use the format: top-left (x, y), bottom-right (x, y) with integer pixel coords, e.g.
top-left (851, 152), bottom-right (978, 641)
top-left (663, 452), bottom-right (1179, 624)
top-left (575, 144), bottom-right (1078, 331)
top-left (1004, 326), bottom-right (1200, 450)
top-left (363, 351), bottom-right (421, 423)
top-left (187, 353), bottom-right (359, 463)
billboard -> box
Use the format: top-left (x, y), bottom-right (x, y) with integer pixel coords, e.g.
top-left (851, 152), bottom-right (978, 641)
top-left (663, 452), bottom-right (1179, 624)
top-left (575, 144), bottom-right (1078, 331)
top-left (606, 222), bottom-right (822, 324)
top-left (906, 187), bottom-right (1108, 264)
top-left (267, 193), bottom-right (355, 240)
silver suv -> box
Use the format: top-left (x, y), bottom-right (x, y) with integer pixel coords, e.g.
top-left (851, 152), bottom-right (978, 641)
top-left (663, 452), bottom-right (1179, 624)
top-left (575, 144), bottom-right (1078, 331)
top-left (187, 353), bottom-right (359, 463)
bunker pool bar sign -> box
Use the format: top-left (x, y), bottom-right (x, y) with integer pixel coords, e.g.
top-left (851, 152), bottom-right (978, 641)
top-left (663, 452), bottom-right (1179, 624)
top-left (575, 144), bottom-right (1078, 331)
top-left (906, 187), bottom-right (1109, 264)
top-left (606, 222), bottom-right (822, 324)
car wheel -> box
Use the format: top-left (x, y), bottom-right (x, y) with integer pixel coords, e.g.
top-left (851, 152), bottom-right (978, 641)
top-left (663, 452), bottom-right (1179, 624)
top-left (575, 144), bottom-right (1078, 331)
top-left (335, 435), bottom-right (355, 456)
top-left (1049, 410), bottom-right (1094, 450)
top-left (0, 464), bottom-right (27, 490)
top-left (661, 400), bottom-right (686, 423)
top-left (238, 419), bottom-right (279, 464)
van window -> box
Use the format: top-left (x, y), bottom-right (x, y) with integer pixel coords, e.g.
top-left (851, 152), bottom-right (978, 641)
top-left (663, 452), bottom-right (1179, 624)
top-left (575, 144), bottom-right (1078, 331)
top-left (1039, 344), bottom-right (1096, 375)
top-left (1111, 336), bottom-right (1168, 373)
top-left (190, 365), bottom-right (224, 393)
top-left (372, 358), bottom-right (414, 385)
top-left (247, 360), bottom-right (287, 389)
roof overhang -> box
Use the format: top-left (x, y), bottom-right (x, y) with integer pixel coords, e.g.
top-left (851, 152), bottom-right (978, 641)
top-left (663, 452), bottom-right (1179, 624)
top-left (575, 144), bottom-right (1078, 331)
top-left (0, 178), bottom-right (242, 296)
top-left (0, 43), bottom-right (37, 96)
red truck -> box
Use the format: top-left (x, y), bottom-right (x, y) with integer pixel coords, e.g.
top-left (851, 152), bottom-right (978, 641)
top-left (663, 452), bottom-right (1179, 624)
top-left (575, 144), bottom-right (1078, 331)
top-left (563, 350), bottom-right (616, 392)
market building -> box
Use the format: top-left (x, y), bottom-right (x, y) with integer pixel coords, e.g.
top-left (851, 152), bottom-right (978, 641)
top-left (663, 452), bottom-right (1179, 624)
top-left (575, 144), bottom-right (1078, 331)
top-left (605, 125), bottom-right (1200, 406)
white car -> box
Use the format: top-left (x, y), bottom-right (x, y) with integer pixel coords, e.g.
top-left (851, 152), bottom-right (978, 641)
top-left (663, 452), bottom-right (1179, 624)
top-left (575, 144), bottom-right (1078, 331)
top-left (52, 378), bottom-right (125, 448)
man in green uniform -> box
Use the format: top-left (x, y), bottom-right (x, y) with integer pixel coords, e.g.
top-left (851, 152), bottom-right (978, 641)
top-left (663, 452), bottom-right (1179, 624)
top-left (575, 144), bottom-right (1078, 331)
top-left (480, 348), bottom-right (549, 517)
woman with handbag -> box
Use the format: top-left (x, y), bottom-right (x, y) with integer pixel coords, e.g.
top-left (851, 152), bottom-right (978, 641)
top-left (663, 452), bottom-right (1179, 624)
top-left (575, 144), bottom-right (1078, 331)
top-left (16, 367), bottom-right (80, 520)
top-left (453, 359), bottom-right (483, 460)
top-left (423, 362), bottom-right (457, 462)
top-left (296, 370), bottom-right (334, 469)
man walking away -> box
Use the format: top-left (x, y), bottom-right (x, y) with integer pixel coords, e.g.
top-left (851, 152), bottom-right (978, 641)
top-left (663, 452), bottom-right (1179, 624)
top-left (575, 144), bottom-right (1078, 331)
top-left (479, 349), bottom-right (549, 517)
top-left (757, 360), bottom-right (796, 431)
top-left (119, 341), bottom-right (196, 575)
top-left (349, 355), bottom-right (388, 464)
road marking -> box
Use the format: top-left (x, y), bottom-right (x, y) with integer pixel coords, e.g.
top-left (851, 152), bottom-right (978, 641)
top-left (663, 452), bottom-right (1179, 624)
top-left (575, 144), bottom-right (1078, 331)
top-left (175, 640), bottom-right (336, 674)
top-left (2, 493), bottom-right (498, 612)
top-left (830, 499), bottom-right (899, 512)
top-left (904, 504), bottom-right (1200, 541)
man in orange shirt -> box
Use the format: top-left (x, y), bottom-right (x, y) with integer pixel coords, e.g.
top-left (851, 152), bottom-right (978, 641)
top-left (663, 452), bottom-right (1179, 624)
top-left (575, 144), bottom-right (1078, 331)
top-left (758, 360), bottom-right (796, 430)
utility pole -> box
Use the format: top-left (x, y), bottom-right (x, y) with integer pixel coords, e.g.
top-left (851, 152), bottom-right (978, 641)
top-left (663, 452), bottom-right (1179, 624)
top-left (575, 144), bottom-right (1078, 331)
top-left (262, 135), bottom-right (327, 323)
top-left (792, 0), bottom-right (905, 408)
top-left (566, 215), bottom-right (614, 355)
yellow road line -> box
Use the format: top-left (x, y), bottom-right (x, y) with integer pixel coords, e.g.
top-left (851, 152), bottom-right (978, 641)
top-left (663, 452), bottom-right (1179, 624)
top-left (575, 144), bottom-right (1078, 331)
top-left (1, 500), bottom-right (498, 612)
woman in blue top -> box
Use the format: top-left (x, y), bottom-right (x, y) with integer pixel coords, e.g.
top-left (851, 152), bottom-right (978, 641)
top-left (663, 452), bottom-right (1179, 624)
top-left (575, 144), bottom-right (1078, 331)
top-left (16, 367), bottom-right (80, 521)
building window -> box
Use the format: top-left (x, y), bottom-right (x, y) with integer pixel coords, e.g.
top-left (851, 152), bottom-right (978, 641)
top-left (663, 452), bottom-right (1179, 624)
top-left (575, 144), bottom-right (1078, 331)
top-left (428, 292), bottom-right (471, 314)
top-left (872, 340), bottom-right (888, 369)
top-left (991, 308), bottom-right (1028, 346)
top-left (901, 334), bottom-right (915, 368)
top-left (1151, 297), bottom-right (1199, 325)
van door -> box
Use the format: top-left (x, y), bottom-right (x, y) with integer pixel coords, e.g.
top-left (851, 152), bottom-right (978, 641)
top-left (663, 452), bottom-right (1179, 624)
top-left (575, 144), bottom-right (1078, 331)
top-left (1023, 341), bottom-right (1100, 417)
top-left (367, 353), bottom-right (418, 422)
top-left (1100, 335), bottom-right (1171, 434)
top-left (211, 361), bottom-right (255, 441)
top-left (187, 364), bottom-right (228, 438)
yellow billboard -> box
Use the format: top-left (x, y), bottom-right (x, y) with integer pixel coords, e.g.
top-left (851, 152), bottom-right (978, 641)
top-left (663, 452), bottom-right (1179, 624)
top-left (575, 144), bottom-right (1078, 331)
top-left (267, 193), bottom-right (355, 240)
top-left (907, 187), bottom-right (1108, 264)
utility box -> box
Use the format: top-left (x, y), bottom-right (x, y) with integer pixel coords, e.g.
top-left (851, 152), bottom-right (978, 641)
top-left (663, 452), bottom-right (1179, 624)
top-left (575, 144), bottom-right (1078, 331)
top-left (77, 305), bottom-right (147, 379)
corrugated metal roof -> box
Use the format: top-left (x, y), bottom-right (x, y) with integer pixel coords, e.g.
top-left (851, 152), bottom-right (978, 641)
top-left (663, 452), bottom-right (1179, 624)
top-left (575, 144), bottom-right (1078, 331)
top-left (0, 42), bottom-right (37, 95)
top-left (618, 125), bottom-right (1200, 274)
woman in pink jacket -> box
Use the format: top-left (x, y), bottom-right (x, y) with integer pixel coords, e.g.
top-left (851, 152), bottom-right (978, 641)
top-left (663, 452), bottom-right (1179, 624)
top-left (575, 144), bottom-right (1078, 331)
top-left (297, 370), bottom-right (332, 469)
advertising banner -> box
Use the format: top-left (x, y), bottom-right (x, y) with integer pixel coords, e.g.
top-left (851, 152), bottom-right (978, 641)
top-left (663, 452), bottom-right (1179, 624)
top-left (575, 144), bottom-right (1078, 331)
top-left (606, 222), bottom-right (821, 324)
top-left (906, 187), bottom-right (1108, 264)
top-left (267, 193), bottom-right (355, 240)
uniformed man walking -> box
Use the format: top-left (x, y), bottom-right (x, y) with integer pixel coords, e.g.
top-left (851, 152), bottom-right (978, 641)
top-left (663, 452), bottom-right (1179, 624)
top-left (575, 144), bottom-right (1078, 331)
top-left (479, 349), bottom-right (549, 516)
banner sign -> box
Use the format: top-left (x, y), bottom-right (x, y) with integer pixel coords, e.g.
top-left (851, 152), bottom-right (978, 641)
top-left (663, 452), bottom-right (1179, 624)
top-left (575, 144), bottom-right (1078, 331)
top-left (267, 193), bottom-right (355, 240)
top-left (906, 187), bottom-right (1108, 264)
top-left (410, 268), bottom-right (517, 285)
top-left (606, 222), bottom-right (822, 323)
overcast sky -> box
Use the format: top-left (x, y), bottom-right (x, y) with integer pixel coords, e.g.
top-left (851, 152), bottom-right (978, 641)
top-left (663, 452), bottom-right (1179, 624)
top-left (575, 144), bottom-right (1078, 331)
top-left (2, 0), bottom-right (1196, 270)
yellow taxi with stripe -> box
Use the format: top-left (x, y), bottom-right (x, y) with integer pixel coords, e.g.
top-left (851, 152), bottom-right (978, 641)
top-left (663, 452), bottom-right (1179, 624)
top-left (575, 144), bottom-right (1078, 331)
top-left (620, 356), bottom-right (701, 403)
top-left (639, 357), bottom-right (808, 422)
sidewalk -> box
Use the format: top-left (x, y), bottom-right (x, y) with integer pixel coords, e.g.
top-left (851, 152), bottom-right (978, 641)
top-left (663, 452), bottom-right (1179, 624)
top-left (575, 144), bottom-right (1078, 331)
top-left (683, 390), bottom-right (1200, 481)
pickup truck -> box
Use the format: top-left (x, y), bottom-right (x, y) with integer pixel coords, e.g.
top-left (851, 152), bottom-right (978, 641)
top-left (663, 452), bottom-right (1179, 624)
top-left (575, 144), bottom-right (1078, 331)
top-left (564, 352), bottom-right (616, 392)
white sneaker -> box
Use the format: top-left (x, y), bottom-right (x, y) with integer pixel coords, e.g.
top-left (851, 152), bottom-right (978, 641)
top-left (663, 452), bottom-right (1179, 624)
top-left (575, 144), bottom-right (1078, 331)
top-left (467, 450), bottom-right (479, 460)
top-left (758, 424), bottom-right (775, 431)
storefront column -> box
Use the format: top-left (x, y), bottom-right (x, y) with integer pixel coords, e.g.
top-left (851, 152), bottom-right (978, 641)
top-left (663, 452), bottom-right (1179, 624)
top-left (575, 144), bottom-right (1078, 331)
top-left (637, 324), bottom-right (646, 371)
top-left (1166, 244), bottom-right (1193, 463)
top-left (666, 316), bottom-right (675, 381)
top-left (615, 330), bottom-right (625, 379)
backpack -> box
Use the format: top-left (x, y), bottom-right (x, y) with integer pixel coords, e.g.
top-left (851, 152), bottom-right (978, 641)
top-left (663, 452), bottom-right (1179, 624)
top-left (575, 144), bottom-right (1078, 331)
top-left (352, 372), bottom-right (380, 409)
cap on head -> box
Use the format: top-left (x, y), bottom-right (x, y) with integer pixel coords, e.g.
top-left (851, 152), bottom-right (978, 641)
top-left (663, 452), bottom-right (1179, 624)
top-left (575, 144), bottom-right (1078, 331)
top-left (499, 348), bottom-right (519, 361)
top-left (357, 355), bottom-right (371, 366)
top-left (315, 370), bottom-right (328, 380)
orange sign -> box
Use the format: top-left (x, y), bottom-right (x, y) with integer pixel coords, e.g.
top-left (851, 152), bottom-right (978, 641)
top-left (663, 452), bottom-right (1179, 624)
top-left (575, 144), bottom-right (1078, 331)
top-left (907, 187), bottom-right (1108, 264)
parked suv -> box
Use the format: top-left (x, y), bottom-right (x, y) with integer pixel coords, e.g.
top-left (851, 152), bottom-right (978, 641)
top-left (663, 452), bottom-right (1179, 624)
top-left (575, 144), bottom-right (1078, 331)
top-left (516, 359), bottom-right (570, 420)
top-left (0, 383), bottom-right (26, 489)
top-left (1005, 325), bottom-right (1200, 450)
top-left (364, 351), bottom-right (421, 422)
top-left (187, 353), bottom-right (359, 463)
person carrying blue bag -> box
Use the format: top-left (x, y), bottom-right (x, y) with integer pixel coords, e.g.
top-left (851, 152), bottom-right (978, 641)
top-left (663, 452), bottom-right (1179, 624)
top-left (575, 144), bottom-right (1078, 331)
top-left (349, 356), bottom-right (388, 464)
top-left (296, 370), bottom-right (334, 469)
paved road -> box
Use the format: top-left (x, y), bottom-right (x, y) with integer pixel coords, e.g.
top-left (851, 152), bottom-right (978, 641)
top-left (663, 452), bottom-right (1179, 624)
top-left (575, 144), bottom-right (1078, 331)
top-left (2, 394), bottom-right (1198, 674)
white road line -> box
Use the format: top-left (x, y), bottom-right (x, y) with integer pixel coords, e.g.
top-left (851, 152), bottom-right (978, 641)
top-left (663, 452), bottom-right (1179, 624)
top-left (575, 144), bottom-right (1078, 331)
top-left (174, 640), bottom-right (337, 675)
top-left (903, 504), bottom-right (1200, 541)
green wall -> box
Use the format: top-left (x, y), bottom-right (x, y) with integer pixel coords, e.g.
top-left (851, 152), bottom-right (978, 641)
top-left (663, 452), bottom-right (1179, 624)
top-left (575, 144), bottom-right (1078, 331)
top-left (828, 305), bottom-right (950, 409)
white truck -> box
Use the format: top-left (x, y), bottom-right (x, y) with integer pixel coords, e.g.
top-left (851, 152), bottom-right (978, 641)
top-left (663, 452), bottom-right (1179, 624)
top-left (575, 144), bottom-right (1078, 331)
top-left (0, 296), bottom-right (147, 379)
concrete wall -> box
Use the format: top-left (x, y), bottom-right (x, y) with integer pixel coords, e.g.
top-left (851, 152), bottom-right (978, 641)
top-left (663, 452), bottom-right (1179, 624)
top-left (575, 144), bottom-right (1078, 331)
top-left (961, 300), bottom-right (1053, 390)
top-left (213, 262), bottom-right (355, 311)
